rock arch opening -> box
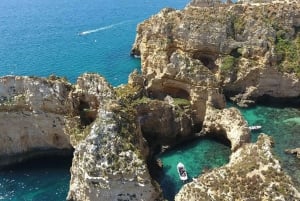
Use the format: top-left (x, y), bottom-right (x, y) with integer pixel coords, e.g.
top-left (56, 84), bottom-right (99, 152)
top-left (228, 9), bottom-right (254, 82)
top-left (78, 99), bottom-right (98, 127)
top-left (192, 53), bottom-right (218, 72)
top-left (148, 86), bottom-right (190, 101)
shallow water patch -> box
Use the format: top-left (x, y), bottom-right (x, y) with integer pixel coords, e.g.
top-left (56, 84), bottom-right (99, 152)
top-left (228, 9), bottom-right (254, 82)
top-left (156, 137), bottom-right (231, 201)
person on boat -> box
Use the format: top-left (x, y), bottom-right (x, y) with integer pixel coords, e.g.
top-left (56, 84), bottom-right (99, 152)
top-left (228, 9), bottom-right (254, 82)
top-left (179, 166), bottom-right (186, 177)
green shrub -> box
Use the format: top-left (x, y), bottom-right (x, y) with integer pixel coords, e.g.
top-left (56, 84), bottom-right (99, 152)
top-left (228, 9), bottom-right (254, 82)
top-left (220, 55), bottom-right (236, 72)
top-left (173, 98), bottom-right (190, 106)
top-left (275, 33), bottom-right (300, 76)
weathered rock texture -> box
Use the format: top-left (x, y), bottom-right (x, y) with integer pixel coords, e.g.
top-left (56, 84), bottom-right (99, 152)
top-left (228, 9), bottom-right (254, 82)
top-left (201, 105), bottom-right (250, 151)
top-left (175, 134), bottom-right (300, 201)
top-left (0, 76), bottom-right (73, 166)
top-left (67, 75), bottom-right (162, 201)
top-left (131, 0), bottom-right (300, 107)
top-left (127, 70), bottom-right (249, 153)
top-left (0, 74), bottom-right (162, 201)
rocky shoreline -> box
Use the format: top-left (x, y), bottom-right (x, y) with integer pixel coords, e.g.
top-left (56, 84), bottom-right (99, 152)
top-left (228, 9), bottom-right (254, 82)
top-left (0, 0), bottom-right (300, 200)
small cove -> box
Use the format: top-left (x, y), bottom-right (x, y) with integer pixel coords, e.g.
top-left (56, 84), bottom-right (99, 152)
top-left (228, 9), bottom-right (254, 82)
top-left (156, 137), bottom-right (231, 201)
top-left (156, 103), bottom-right (300, 200)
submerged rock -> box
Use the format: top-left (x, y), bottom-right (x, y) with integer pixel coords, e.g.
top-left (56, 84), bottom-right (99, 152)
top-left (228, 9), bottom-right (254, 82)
top-left (285, 148), bottom-right (300, 159)
top-left (175, 134), bottom-right (300, 200)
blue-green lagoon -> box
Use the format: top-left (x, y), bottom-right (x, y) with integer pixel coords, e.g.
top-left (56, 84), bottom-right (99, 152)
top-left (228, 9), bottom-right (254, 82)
top-left (156, 103), bottom-right (300, 200)
top-left (157, 138), bottom-right (231, 201)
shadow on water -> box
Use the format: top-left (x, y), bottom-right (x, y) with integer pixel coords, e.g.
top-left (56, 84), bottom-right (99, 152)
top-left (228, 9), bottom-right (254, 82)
top-left (0, 154), bottom-right (73, 201)
top-left (155, 137), bottom-right (231, 201)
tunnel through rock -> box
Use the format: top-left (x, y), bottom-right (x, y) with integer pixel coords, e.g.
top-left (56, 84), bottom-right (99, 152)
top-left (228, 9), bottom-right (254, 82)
top-left (78, 98), bottom-right (98, 126)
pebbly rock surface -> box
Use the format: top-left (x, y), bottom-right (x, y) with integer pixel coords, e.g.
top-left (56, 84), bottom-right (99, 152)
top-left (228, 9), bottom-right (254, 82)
top-left (175, 134), bottom-right (300, 201)
top-left (131, 0), bottom-right (300, 107)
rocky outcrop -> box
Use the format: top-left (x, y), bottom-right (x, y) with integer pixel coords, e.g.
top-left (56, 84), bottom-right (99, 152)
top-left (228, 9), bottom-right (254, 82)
top-left (0, 74), bottom-right (162, 200)
top-left (175, 134), bottom-right (300, 200)
top-left (67, 75), bottom-right (162, 201)
top-left (0, 76), bottom-right (73, 167)
top-left (131, 0), bottom-right (300, 107)
top-left (201, 105), bottom-right (250, 151)
top-left (285, 148), bottom-right (300, 159)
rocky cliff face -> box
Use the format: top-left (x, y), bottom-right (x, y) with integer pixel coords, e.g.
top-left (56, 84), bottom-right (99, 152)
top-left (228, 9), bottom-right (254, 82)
top-left (0, 74), bottom-right (162, 200)
top-left (201, 105), bottom-right (250, 151)
top-left (175, 134), bottom-right (300, 201)
top-left (131, 0), bottom-right (300, 107)
top-left (66, 74), bottom-right (162, 201)
top-left (0, 76), bottom-right (73, 166)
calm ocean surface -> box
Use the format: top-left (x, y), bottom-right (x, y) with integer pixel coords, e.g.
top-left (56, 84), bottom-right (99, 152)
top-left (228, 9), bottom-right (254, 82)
top-left (0, 0), bottom-right (189, 86)
top-left (0, 0), bottom-right (299, 201)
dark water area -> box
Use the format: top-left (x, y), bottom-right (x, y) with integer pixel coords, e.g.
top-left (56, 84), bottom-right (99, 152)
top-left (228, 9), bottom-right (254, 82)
top-left (0, 155), bottom-right (72, 201)
top-left (157, 137), bottom-right (231, 201)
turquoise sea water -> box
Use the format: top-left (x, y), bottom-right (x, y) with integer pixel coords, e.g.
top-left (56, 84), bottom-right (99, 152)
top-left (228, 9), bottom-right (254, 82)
top-left (1, 0), bottom-right (299, 201)
top-left (157, 104), bottom-right (300, 200)
top-left (237, 104), bottom-right (300, 188)
top-left (157, 138), bottom-right (231, 201)
top-left (0, 0), bottom-right (189, 85)
top-left (0, 156), bottom-right (72, 201)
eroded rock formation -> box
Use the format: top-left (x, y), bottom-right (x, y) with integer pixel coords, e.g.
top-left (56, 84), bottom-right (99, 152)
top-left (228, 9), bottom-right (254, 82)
top-left (1, 0), bottom-right (300, 200)
top-left (175, 134), bottom-right (300, 201)
top-left (67, 74), bottom-right (162, 201)
top-left (131, 0), bottom-right (300, 107)
top-left (201, 105), bottom-right (250, 151)
top-left (285, 148), bottom-right (300, 159)
top-left (0, 76), bottom-right (73, 166)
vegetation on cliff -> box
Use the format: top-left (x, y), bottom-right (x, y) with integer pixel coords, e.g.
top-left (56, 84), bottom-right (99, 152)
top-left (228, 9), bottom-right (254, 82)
top-left (275, 32), bottom-right (300, 76)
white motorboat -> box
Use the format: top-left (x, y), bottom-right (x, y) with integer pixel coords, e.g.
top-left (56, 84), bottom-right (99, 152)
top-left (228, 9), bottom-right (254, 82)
top-left (177, 162), bottom-right (188, 181)
top-left (249, 125), bottom-right (262, 131)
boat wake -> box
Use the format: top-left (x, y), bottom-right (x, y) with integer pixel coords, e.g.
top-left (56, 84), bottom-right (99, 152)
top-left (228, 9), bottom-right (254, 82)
top-left (79, 20), bottom-right (131, 36)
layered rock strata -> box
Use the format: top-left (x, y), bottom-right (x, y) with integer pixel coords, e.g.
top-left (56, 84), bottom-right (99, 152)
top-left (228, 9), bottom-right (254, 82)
top-left (175, 134), bottom-right (300, 201)
top-left (0, 74), bottom-right (162, 200)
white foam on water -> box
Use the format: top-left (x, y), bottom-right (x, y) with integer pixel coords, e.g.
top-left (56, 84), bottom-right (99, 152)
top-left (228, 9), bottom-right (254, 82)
top-left (79, 20), bottom-right (132, 36)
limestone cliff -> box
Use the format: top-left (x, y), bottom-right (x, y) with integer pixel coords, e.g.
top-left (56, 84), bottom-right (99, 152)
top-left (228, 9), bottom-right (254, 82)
top-left (201, 105), bottom-right (250, 151)
top-left (0, 75), bottom-right (73, 166)
top-left (0, 74), bottom-right (162, 200)
top-left (175, 134), bottom-right (300, 201)
top-left (131, 0), bottom-right (300, 107)
top-left (67, 74), bottom-right (162, 201)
